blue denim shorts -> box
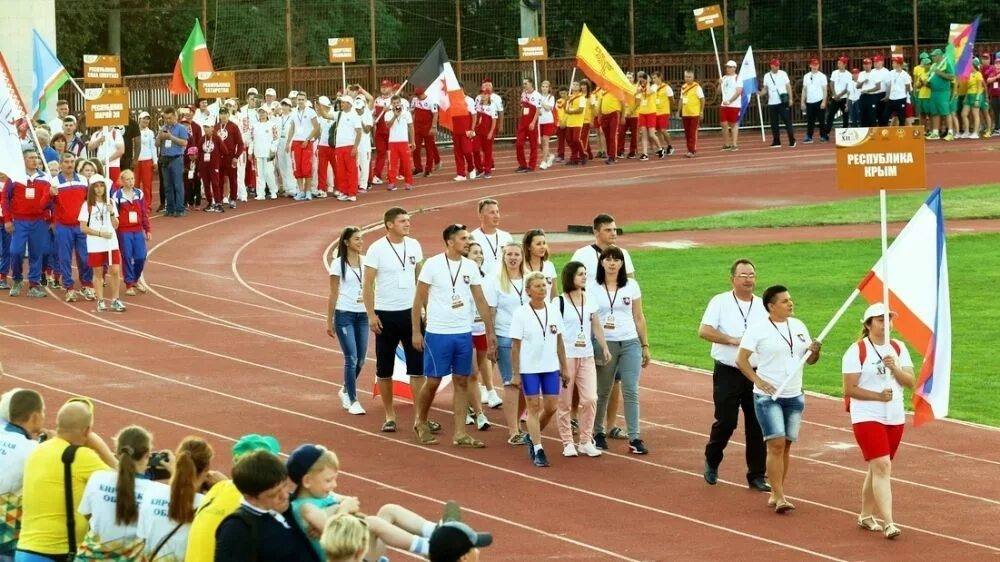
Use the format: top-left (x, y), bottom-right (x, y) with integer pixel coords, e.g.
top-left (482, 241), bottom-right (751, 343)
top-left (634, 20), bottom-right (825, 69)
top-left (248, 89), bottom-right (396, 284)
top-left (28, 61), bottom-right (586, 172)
top-left (496, 335), bottom-right (513, 385)
top-left (753, 393), bottom-right (805, 442)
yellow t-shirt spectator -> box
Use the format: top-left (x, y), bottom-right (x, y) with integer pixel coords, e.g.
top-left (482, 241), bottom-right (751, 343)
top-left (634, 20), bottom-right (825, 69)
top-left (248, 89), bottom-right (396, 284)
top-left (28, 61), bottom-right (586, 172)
top-left (680, 82), bottom-right (705, 117)
top-left (556, 98), bottom-right (568, 126)
top-left (16, 438), bottom-right (109, 555)
top-left (966, 70), bottom-right (984, 95)
top-left (913, 65), bottom-right (932, 99)
top-left (655, 84), bottom-right (673, 116)
top-left (600, 91), bottom-right (623, 114)
top-left (184, 480), bottom-right (244, 562)
top-left (564, 95), bottom-right (586, 128)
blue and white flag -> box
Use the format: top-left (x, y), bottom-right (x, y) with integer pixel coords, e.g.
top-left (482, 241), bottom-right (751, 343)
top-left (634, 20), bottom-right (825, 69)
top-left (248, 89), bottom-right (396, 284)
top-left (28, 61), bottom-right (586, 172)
top-left (736, 46), bottom-right (757, 125)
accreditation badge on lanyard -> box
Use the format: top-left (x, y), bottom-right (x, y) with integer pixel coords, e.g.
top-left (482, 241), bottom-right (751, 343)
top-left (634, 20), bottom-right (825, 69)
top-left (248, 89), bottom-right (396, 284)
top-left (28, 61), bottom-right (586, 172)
top-left (570, 294), bottom-right (588, 348)
top-left (603, 285), bottom-right (619, 331)
top-left (447, 258), bottom-right (464, 309)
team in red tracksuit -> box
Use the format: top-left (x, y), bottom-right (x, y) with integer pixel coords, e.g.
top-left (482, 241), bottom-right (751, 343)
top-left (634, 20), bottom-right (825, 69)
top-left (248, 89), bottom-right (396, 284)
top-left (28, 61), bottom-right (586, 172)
top-left (515, 80), bottom-right (543, 172)
top-left (198, 125), bottom-right (225, 211)
top-left (217, 110), bottom-right (245, 204)
top-left (52, 166), bottom-right (94, 296)
top-left (371, 81), bottom-right (393, 183)
top-left (410, 88), bottom-right (440, 176)
top-left (2, 161), bottom-right (52, 292)
top-left (473, 91), bottom-right (499, 178)
top-left (113, 180), bottom-right (151, 291)
top-left (451, 95), bottom-right (476, 180)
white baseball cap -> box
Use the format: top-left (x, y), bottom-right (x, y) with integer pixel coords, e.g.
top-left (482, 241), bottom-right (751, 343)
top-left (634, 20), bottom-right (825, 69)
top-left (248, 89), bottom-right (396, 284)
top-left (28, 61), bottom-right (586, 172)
top-left (247, 87), bottom-right (259, 95)
top-left (861, 303), bottom-right (897, 323)
top-left (289, 90), bottom-right (299, 98)
top-left (317, 95), bottom-right (331, 106)
top-left (256, 106), bottom-right (269, 114)
top-left (280, 98), bottom-right (292, 106)
top-left (726, 60), bottom-right (738, 67)
top-left (138, 111), bottom-right (151, 120)
top-left (353, 97), bottom-right (366, 109)
top-left (265, 87), bottom-right (277, 96)
top-left (88, 173), bottom-right (107, 186)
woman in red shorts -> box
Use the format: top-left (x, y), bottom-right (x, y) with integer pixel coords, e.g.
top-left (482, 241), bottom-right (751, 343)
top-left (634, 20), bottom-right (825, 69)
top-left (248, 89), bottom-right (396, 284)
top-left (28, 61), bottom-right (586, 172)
top-left (78, 174), bottom-right (125, 312)
top-left (841, 303), bottom-right (915, 540)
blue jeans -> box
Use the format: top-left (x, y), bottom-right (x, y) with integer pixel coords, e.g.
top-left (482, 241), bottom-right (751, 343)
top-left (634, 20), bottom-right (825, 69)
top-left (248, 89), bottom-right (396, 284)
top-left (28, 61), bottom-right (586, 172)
top-left (495, 335), bottom-right (513, 384)
top-left (594, 338), bottom-right (643, 440)
top-left (162, 156), bottom-right (185, 214)
top-left (334, 310), bottom-right (369, 402)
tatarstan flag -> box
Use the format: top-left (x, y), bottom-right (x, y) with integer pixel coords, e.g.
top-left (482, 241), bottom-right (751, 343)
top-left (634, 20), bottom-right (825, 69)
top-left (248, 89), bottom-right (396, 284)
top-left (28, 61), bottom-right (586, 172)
top-left (169, 20), bottom-right (213, 95)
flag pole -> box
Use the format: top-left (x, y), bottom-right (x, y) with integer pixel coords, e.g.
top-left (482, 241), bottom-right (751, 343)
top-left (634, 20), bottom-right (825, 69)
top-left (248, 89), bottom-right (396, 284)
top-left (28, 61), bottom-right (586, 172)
top-left (341, 62), bottom-right (347, 92)
top-left (880, 189), bottom-right (891, 342)
top-left (709, 28), bottom-right (723, 81)
top-left (756, 93), bottom-right (765, 142)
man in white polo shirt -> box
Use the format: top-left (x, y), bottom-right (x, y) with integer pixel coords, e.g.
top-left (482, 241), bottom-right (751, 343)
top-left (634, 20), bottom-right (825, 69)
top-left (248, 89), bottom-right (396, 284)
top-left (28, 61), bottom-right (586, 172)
top-left (826, 56), bottom-right (854, 133)
top-left (0, 390), bottom-right (46, 559)
top-left (883, 55), bottom-right (913, 126)
top-left (698, 259), bottom-right (769, 492)
top-left (411, 223), bottom-right (496, 447)
top-left (800, 58), bottom-right (828, 143)
top-left (760, 58), bottom-right (796, 148)
top-left (869, 55), bottom-right (892, 126)
top-left (470, 198), bottom-right (513, 277)
top-left (570, 213), bottom-right (635, 284)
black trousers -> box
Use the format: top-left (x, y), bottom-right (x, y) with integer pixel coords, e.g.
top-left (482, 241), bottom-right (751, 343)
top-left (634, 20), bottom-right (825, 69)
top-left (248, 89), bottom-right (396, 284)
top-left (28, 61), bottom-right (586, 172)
top-left (805, 101), bottom-right (825, 139)
top-left (859, 93), bottom-right (879, 126)
top-left (883, 98), bottom-right (907, 126)
top-left (704, 361), bottom-right (766, 482)
top-left (877, 98), bottom-right (890, 126)
top-left (825, 98), bottom-right (848, 133)
top-left (768, 104), bottom-right (795, 145)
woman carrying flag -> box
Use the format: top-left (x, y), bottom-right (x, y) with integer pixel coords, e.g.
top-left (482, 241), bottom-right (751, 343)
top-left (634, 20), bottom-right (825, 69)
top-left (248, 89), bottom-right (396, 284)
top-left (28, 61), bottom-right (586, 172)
top-left (841, 303), bottom-right (914, 540)
top-left (720, 60), bottom-right (744, 151)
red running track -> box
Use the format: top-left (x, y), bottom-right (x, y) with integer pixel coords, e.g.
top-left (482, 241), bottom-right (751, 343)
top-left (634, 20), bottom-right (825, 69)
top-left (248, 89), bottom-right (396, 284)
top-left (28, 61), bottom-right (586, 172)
top-left (2, 136), bottom-right (999, 561)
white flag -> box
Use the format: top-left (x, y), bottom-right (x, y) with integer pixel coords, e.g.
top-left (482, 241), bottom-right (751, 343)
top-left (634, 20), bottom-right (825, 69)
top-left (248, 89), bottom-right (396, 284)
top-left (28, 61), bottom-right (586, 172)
top-left (0, 52), bottom-right (30, 185)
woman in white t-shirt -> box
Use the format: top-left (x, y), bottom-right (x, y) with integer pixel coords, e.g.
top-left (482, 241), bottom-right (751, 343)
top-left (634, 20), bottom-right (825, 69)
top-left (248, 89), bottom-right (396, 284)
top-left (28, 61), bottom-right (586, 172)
top-left (841, 303), bottom-right (914, 540)
top-left (510, 272), bottom-right (569, 468)
top-left (327, 226), bottom-right (369, 416)
top-left (77, 425), bottom-right (174, 560)
top-left (537, 81), bottom-right (557, 169)
top-left (555, 261), bottom-right (610, 458)
top-left (138, 437), bottom-right (220, 562)
top-left (489, 242), bottom-right (529, 445)
top-left (78, 174), bottom-right (124, 313)
top-left (464, 242), bottom-right (493, 431)
top-left (737, 284), bottom-right (821, 514)
top-left (592, 245), bottom-right (650, 455)
top-left (719, 60), bottom-right (744, 150)
top-left (522, 229), bottom-right (557, 299)
top-left (135, 112), bottom-right (157, 209)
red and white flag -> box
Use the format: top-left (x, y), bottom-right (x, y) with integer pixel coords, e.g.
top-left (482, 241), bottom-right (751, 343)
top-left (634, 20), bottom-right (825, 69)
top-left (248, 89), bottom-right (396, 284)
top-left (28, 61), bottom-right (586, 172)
top-left (0, 52), bottom-right (31, 185)
top-left (858, 188), bottom-right (951, 425)
top-left (373, 344), bottom-right (450, 400)
top-left (424, 62), bottom-right (468, 132)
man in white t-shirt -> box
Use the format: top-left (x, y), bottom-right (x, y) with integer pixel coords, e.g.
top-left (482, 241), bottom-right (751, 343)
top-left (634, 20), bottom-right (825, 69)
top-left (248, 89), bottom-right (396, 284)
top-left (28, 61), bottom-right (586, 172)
top-left (87, 126), bottom-right (126, 185)
top-left (760, 58), bottom-right (796, 148)
top-left (858, 56), bottom-right (884, 127)
top-left (412, 224), bottom-right (496, 447)
top-left (869, 55), bottom-right (892, 126)
top-left (384, 95), bottom-right (415, 191)
top-left (698, 259), bottom-right (769, 492)
top-left (363, 207), bottom-right (427, 433)
top-left (285, 92), bottom-right (320, 200)
top-left (469, 198), bottom-right (513, 277)
top-left (826, 56), bottom-right (854, 133)
top-left (719, 60), bottom-right (743, 151)
top-left (354, 97), bottom-right (375, 192)
top-left (0, 390), bottom-right (45, 558)
top-left (883, 56), bottom-right (912, 127)
top-left (49, 100), bottom-right (70, 136)
top-left (482, 78), bottom-right (505, 143)
top-left (800, 58), bottom-right (828, 143)
top-left (570, 213), bottom-right (636, 284)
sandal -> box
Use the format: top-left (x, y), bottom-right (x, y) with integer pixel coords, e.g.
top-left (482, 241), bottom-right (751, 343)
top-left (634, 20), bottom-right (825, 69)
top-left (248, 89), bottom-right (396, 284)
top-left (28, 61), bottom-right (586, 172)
top-left (380, 420), bottom-right (397, 433)
top-left (767, 497), bottom-right (777, 508)
top-left (857, 515), bottom-right (883, 532)
top-left (453, 435), bottom-right (486, 448)
top-left (774, 500), bottom-right (796, 514)
top-left (883, 523), bottom-right (901, 540)
top-left (413, 423), bottom-right (438, 445)
top-left (608, 427), bottom-right (627, 440)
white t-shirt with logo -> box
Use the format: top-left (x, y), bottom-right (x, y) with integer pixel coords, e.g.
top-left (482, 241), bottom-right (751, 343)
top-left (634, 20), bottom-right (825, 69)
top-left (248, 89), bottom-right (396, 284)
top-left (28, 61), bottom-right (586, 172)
top-left (334, 111), bottom-right (363, 148)
top-left (842, 339), bottom-right (913, 425)
top-left (384, 108), bottom-right (412, 143)
top-left (803, 72), bottom-right (828, 103)
top-left (740, 317), bottom-right (812, 398)
top-left (527, 260), bottom-right (558, 296)
top-left (569, 244), bottom-right (636, 284)
top-left (94, 128), bottom-right (126, 167)
top-left (489, 276), bottom-right (526, 338)
top-left (887, 70), bottom-right (913, 101)
top-left (700, 291), bottom-right (768, 367)
top-left (510, 301), bottom-right (564, 373)
top-left (78, 470), bottom-right (151, 555)
top-left (538, 94), bottom-right (555, 124)
top-left (591, 280), bottom-right (642, 342)
top-left (475, 97), bottom-right (499, 120)
top-left (556, 292), bottom-right (600, 359)
top-left (329, 256), bottom-right (366, 313)
top-left (79, 201), bottom-right (120, 253)
top-left (418, 254), bottom-right (483, 335)
top-left (469, 228), bottom-right (513, 276)
top-left (137, 481), bottom-right (204, 562)
top-left (721, 75), bottom-right (742, 108)
top-left (0, 426), bottom-right (38, 494)
top-left (290, 107), bottom-right (318, 141)
top-left (830, 69), bottom-right (854, 99)
top-left (366, 236), bottom-right (423, 311)
top-left (869, 67), bottom-right (891, 94)
top-left (764, 70), bottom-right (791, 105)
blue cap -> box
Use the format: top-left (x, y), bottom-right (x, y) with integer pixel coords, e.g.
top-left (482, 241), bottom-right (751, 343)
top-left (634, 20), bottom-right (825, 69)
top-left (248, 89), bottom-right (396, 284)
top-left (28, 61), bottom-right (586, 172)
top-left (286, 443), bottom-right (325, 485)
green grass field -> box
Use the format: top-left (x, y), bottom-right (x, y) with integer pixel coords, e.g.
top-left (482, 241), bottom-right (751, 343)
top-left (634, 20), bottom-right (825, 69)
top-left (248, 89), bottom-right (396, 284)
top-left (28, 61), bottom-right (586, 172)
top-left (625, 184), bottom-right (1000, 232)
top-left (554, 232), bottom-right (1000, 426)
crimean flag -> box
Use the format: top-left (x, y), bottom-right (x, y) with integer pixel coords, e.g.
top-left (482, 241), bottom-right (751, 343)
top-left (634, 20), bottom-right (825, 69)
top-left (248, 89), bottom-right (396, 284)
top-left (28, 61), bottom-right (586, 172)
top-left (947, 17), bottom-right (980, 80)
top-left (31, 30), bottom-right (70, 119)
top-left (408, 39), bottom-right (449, 90)
top-left (169, 20), bottom-right (214, 95)
top-left (424, 61), bottom-right (468, 132)
top-left (372, 345), bottom-right (450, 400)
top-left (0, 51), bottom-right (32, 185)
top-left (857, 188), bottom-right (951, 426)
top-left (736, 46), bottom-right (758, 125)
top-left (575, 24), bottom-right (636, 101)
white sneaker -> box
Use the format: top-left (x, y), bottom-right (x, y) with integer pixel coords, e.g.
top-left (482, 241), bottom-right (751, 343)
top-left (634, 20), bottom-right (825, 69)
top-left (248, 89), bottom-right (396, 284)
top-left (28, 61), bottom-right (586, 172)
top-left (546, 155), bottom-right (555, 167)
top-left (268, 193), bottom-right (278, 199)
top-left (486, 389), bottom-right (503, 409)
top-left (371, 176), bottom-right (384, 185)
top-left (469, 170), bottom-right (477, 180)
top-left (465, 413), bottom-right (475, 425)
top-left (476, 412), bottom-right (490, 430)
top-left (222, 197), bottom-right (230, 204)
top-left (347, 401), bottom-right (366, 415)
top-left (453, 175), bottom-right (467, 182)
top-left (562, 443), bottom-right (579, 457)
top-left (969, 133), bottom-right (980, 139)
top-left (255, 195), bottom-right (265, 201)
top-left (539, 161), bottom-right (549, 170)
top-left (479, 386), bottom-right (489, 404)
top-left (577, 442), bottom-right (603, 457)
top-left (338, 387), bottom-right (350, 410)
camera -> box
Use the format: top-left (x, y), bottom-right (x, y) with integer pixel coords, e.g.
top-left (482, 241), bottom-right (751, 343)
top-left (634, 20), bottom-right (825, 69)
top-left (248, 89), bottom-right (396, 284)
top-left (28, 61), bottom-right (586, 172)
top-left (145, 451), bottom-right (171, 481)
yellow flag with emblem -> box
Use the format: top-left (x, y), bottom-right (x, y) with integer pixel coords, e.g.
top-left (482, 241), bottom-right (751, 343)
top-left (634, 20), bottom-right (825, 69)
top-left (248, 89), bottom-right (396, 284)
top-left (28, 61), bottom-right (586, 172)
top-left (575, 24), bottom-right (636, 101)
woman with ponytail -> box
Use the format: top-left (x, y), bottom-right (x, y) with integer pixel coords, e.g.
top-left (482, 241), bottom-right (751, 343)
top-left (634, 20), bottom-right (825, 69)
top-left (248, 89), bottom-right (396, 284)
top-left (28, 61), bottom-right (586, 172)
top-left (77, 425), bottom-right (173, 560)
top-left (138, 437), bottom-right (221, 561)
top-left (326, 226), bottom-right (370, 415)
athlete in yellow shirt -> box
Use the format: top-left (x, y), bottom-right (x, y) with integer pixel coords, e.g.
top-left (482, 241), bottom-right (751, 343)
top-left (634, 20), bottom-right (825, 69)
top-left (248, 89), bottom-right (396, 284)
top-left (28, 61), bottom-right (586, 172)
top-left (961, 59), bottom-right (986, 138)
top-left (652, 72), bottom-right (675, 156)
top-left (619, 71), bottom-right (640, 158)
top-left (555, 86), bottom-right (569, 161)
top-left (599, 86), bottom-right (623, 163)
top-left (635, 71), bottom-right (662, 161)
top-left (563, 81), bottom-right (587, 164)
top-left (679, 70), bottom-right (706, 157)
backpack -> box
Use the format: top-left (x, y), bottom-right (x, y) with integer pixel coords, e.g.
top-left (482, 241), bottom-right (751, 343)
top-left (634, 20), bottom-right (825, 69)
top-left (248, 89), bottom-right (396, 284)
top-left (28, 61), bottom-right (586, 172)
top-left (844, 339), bottom-right (901, 412)
top-left (219, 509), bottom-right (261, 562)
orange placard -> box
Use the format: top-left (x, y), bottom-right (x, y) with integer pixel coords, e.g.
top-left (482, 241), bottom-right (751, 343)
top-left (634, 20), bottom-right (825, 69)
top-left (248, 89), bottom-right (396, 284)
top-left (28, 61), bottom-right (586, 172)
top-left (197, 71), bottom-right (236, 98)
top-left (83, 55), bottom-right (122, 85)
top-left (84, 87), bottom-right (130, 127)
top-left (328, 38), bottom-right (357, 63)
top-left (835, 126), bottom-right (927, 191)
top-left (693, 5), bottom-right (724, 30)
top-left (517, 37), bottom-right (548, 61)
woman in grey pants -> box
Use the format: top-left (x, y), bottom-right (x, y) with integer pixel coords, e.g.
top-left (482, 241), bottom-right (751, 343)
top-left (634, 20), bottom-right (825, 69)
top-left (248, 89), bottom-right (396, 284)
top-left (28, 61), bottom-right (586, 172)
top-left (591, 245), bottom-right (651, 454)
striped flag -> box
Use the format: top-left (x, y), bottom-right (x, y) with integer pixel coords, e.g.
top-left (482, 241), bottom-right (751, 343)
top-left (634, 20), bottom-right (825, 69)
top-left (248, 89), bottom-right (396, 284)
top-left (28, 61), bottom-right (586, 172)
top-left (947, 18), bottom-right (980, 80)
top-left (423, 61), bottom-right (467, 132)
top-left (169, 20), bottom-right (214, 95)
top-left (31, 30), bottom-right (70, 119)
top-left (858, 188), bottom-right (951, 425)
top-left (0, 51), bottom-right (31, 185)
top-left (736, 46), bottom-right (758, 124)
top-left (372, 345), bottom-right (450, 400)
